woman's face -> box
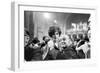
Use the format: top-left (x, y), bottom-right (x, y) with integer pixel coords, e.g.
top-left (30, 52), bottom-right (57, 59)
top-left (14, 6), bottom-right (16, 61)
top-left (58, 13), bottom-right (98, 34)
top-left (24, 35), bottom-right (30, 46)
top-left (54, 31), bottom-right (60, 39)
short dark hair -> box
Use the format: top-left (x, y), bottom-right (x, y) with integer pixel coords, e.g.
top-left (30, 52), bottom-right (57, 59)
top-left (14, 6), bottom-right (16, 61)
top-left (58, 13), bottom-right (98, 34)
top-left (48, 26), bottom-right (61, 38)
top-left (24, 30), bottom-right (30, 36)
top-left (32, 37), bottom-right (40, 44)
top-left (43, 36), bottom-right (47, 41)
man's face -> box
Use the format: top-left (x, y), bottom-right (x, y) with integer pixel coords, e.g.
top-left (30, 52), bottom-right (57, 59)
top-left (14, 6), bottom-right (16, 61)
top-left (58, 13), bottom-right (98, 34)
top-left (59, 35), bottom-right (72, 48)
top-left (88, 31), bottom-right (91, 39)
top-left (59, 37), bottom-right (67, 48)
top-left (44, 36), bottom-right (50, 42)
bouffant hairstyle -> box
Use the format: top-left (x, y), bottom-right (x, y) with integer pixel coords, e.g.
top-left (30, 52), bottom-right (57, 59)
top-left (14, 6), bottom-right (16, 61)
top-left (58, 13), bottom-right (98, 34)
top-left (48, 26), bottom-right (61, 38)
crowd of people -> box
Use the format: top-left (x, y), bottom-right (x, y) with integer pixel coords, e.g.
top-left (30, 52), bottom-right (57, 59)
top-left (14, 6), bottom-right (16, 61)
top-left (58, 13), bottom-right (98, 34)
top-left (24, 26), bottom-right (90, 61)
